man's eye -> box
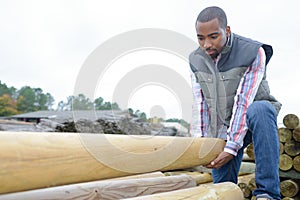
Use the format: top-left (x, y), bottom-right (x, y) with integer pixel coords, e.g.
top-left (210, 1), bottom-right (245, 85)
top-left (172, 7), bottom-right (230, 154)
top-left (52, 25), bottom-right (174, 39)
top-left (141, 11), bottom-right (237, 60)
top-left (211, 35), bottom-right (218, 39)
top-left (198, 37), bottom-right (204, 41)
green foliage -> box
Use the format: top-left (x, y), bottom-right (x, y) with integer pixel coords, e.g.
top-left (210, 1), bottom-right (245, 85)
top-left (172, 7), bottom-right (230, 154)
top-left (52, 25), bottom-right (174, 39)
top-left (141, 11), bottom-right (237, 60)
top-left (0, 94), bottom-right (19, 116)
top-left (72, 94), bottom-right (94, 110)
top-left (16, 86), bottom-right (54, 112)
top-left (0, 81), bottom-right (16, 97)
top-left (94, 96), bottom-right (120, 110)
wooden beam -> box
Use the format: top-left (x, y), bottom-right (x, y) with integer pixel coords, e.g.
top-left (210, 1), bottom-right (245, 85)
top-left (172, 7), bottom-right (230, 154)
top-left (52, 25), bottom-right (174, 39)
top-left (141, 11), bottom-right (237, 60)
top-left (0, 174), bottom-right (196, 200)
top-left (0, 131), bottom-right (225, 194)
top-left (122, 182), bottom-right (244, 200)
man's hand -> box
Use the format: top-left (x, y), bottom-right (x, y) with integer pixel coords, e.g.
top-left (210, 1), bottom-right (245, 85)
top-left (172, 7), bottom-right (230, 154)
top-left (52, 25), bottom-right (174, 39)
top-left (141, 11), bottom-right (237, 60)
top-left (205, 151), bottom-right (234, 169)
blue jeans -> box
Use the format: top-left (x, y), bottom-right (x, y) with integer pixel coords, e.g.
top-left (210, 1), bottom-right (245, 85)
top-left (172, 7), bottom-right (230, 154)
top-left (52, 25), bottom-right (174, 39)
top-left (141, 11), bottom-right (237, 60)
top-left (212, 101), bottom-right (281, 199)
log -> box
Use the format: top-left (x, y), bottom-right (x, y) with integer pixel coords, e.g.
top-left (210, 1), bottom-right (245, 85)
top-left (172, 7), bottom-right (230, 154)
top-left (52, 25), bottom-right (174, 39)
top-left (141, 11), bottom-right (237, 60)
top-left (237, 174), bottom-right (255, 198)
top-left (190, 162), bottom-right (256, 175)
top-left (293, 126), bottom-right (300, 142)
top-left (280, 154), bottom-right (293, 171)
top-left (284, 140), bottom-right (300, 157)
top-left (238, 162), bottom-right (256, 175)
top-left (245, 143), bottom-right (255, 160)
top-left (278, 127), bottom-right (292, 143)
top-left (242, 153), bottom-right (255, 162)
top-left (293, 155), bottom-right (300, 172)
top-left (248, 177), bottom-right (256, 192)
top-left (0, 174), bottom-right (196, 200)
top-left (280, 179), bottom-right (300, 198)
top-left (0, 131), bottom-right (225, 194)
top-left (283, 114), bottom-right (299, 129)
top-left (164, 171), bottom-right (212, 185)
top-left (122, 182), bottom-right (244, 200)
top-left (237, 182), bottom-right (251, 198)
top-left (280, 142), bottom-right (285, 154)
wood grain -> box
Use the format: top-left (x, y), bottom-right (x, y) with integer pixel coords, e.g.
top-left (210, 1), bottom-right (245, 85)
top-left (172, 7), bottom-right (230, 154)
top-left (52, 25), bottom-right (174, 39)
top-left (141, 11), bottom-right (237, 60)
top-left (0, 131), bottom-right (225, 194)
top-left (0, 174), bottom-right (196, 200)
top-left (122, 182), bottom-right (244, 200)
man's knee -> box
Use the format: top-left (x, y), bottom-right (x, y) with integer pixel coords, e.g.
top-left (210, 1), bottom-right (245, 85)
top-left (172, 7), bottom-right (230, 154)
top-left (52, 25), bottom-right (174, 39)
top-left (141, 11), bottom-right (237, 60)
top-left (247, 101), bottom-right (277, 119)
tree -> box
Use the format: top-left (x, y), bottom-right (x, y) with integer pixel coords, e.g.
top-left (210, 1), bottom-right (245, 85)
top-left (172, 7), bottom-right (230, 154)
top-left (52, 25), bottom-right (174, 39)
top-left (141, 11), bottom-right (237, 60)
top-left (16, 86), bottom-right (37, 112)
top-left (0, 81), bottom-right (16, 97)
top-left (94, 97), bottom-right (120, 110)
top-left (94, 97), bottom-right (104, 110)
top-left (60, 94), bottom-right (94, 110)
top-left (16, 86), bottom-right (55, 113)
top-left (0, 94), bottom-right (18, 116)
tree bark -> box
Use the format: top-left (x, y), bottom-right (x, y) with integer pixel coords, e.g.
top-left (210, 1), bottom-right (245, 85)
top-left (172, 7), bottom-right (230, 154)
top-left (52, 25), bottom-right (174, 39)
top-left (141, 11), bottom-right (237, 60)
top-left (0, 131), bottom-right (225, 194)
top-left (122, 182), bottom-right (244, 200)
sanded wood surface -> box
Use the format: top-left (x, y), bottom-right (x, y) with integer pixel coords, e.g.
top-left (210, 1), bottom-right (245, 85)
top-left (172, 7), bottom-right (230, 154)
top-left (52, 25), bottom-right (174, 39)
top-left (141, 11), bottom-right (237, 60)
top-left (122, 182), bottom-right (244, 200)
top-left (0, 131), bottom-right (225, 194)
top-left (164, 171), bottom-right (212, 185)
top-left (0, 174), bottom-right (196, 200)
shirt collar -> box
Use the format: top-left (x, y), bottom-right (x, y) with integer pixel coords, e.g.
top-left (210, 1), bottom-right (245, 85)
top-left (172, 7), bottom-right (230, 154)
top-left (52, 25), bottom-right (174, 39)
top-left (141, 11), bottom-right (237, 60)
top-left (220, 32), bottom-right (233, 54)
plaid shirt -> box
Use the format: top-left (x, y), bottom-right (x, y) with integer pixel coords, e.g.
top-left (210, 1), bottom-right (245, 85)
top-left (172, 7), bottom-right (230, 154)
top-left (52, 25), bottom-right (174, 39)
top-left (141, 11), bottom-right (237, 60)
top-left (190, 47), bottom-right (266, 156)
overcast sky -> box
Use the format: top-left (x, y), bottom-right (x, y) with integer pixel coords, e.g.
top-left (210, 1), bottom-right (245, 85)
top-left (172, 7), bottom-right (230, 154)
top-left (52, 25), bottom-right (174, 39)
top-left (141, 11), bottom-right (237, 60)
top-left (1, 0), bottom-right (299, 124)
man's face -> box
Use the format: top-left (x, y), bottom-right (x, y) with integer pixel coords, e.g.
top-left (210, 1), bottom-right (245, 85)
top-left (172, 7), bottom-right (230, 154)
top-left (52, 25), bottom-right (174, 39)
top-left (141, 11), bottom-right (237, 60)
top-left (196, 18), bottom-right (230, 59)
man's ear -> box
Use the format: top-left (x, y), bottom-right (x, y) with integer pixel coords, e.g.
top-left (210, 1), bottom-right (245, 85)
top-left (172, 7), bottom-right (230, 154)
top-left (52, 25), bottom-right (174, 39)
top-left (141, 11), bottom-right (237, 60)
top-left (226, 26), bottom-right (231, 37)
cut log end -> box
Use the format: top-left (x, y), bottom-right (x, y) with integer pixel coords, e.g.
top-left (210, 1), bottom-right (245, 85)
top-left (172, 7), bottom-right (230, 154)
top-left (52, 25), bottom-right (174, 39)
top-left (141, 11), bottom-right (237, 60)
top-left (283, 114), bottom-right (300, 129)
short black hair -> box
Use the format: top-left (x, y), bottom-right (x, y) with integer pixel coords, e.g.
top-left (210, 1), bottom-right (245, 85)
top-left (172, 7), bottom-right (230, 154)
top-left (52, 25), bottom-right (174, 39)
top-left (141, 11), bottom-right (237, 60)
top-left (196, 6), bottom-right (227, 29)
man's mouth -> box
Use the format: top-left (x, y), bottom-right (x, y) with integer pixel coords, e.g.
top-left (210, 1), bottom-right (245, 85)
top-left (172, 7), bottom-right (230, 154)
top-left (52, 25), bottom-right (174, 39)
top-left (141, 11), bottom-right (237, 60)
top-left (206, 49), bottom-right (217, 55)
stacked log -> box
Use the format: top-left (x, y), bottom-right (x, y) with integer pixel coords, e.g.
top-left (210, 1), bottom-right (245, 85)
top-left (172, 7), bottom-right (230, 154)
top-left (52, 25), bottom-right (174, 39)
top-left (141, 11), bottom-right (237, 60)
top-left (0, 131), bottom-right (226, 194)
top-left (279, 114), bottom-right (300, 172)
top-left (242, 113), bottom-right (300, 199)
top-left (278, 114), bottom-right (300, 198)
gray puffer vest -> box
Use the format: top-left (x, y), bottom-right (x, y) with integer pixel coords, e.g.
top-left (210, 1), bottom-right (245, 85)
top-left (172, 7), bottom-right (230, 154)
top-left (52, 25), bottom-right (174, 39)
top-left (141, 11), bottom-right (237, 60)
top-left (189, 33), bottom-right (281, 139)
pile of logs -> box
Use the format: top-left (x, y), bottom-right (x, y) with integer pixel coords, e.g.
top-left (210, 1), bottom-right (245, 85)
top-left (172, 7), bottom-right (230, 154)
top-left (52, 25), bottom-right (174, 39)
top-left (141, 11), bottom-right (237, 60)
top-left (243, 113), bottom-right (300, 199)
top-left (0, 131), bottom-right (244, 200)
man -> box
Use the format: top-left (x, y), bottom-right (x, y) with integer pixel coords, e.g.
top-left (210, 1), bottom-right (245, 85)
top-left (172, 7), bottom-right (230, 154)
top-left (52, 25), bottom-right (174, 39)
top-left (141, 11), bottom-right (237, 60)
top-left (189, 6), bottom-right (281, 200)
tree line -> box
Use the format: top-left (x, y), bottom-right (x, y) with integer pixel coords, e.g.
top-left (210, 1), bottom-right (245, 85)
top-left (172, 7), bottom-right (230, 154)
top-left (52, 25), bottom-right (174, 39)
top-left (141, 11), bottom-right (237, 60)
top-left (0, 81), bottom-right (121, 117)
top-left (0, 81), bottom-right (189, 129)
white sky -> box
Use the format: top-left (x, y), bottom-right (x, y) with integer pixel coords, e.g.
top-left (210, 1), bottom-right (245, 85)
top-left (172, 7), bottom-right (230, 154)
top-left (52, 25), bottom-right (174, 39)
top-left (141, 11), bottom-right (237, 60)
top-left (1, 0), bottom-right (299, 124)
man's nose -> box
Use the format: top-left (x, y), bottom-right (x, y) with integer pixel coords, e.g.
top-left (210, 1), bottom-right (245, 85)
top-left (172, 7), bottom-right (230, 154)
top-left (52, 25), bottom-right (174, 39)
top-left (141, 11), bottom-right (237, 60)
top-left (204, 40), bottom-right (212, 48)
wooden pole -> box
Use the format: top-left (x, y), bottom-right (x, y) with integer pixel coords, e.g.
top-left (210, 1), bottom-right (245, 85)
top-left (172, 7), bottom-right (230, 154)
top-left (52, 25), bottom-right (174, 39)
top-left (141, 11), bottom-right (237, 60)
top-left (280, 154), bottom-right (293, 171)
top-left (164, 171), bottom-right (212, 185)
top-left (122, 182), bottom-right (244, 200)
top-left (293, 126), bottom-right (300, 142)
top-left (0, 131), bottom-right (225, 194)
top-left (283, 114), bottom-right (299, 129)
top-left (293, 155), bottom-right (300, 172)
top-left (284, 140), bottom-right (300, 157)
top-left (278, 127), bottom-right (292, 143)
top-left (280, 179), bottom-right (300, 198)
top-left (0, 174), bottom-right (196, 200)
